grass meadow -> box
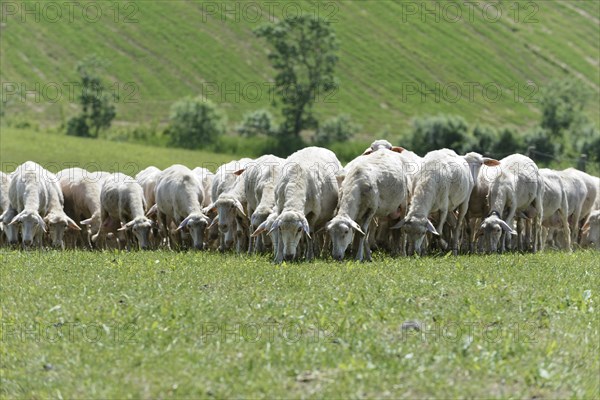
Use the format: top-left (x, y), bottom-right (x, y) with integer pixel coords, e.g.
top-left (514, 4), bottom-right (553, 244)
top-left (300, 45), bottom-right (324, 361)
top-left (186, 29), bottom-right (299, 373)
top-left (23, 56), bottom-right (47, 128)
top-left (1, 250), bottom-right (598, 398)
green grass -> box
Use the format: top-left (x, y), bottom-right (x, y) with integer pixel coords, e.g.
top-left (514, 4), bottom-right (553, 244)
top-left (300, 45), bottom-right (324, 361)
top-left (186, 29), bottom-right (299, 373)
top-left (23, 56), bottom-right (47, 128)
top-left (0, 127), bottom-right (233, 173)
top-left (1, 250), bottom-right (598, 398)
top-left (2, 0), bottom-right (598, 134)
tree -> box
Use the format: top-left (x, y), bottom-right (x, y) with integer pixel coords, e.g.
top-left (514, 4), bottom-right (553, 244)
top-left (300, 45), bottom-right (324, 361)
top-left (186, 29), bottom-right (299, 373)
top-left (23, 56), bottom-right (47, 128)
top-left (166, 96), bottom-right (226, 149)
top-left (66, 55), bottom-right (116, 138)
top-left (255, 15), bottom-right (339, 153)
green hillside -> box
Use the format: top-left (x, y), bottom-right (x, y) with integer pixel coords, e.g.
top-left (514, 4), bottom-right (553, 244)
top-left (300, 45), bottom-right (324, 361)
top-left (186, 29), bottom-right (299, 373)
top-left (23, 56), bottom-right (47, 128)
top-left (1, 0), bottom-right (599, 134)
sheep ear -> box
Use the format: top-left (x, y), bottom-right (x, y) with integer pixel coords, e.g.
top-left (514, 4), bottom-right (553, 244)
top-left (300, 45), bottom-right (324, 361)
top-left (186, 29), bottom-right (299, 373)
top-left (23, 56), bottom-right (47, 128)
top-left (235, 200), bottom-right (246, 217)
top-left (9, 212), bottom-right (23, 226)
top-left (349, 220), bottom-right (366, 236)
top-left (251, 221), bottom-right (268, 237)
top-left (146, 204), bottom-right (158, 217)
top-left (117, 221), bottom-right (134, 232)
top-left (208, 217), bottom-right (218, 230)
top-left (36, 214), bottom-right (48, 233)
top-left (302, 220), bottom-right (311, 240)
top-left (499, 220), bottom-right (516, 235)
top-left (426, 220), bottom-right (439, 236)
top-left (233, 169), bottom-right (245, 176)
top-left (67, 217), bottom-right (81, 231)
top-left (390, 218), bottom-right (406, 230)
top-left (176, 216), bottom-right (190, 232)
top-left (267, 220), bottom-right (280, 236)
top-left (391, 146), bottom-right (405, 153)
top-left (80, 218), bottom-right (92, 226)
top-left (362, 148), bottom-right (373, 156)
top-left (483, 158), bottom-right (500, 166)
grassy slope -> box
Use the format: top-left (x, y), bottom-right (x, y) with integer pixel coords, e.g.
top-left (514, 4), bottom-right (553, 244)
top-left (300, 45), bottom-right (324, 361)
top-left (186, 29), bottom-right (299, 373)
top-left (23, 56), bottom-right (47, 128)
top-left (1, 0), bottom-right (598, 134)
top-left (1, 250), bottom-right (598, 397)
top-left (0, 127), bottom-right (233, 173)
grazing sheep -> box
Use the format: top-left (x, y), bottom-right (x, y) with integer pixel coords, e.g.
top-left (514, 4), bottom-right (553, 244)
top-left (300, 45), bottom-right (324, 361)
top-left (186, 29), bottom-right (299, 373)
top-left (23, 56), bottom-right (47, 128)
top-left (93, 173), bottom-right (153, 250)
top-left (205, 158), bottom-right (253, 251)
top-left (152, 164), bottom-right (210, 250)
top-left (1, 172), bottom-right (19, 245)
top-left (237, 155), bottom-right (285, 253)
top-left (537, 169), bottom-right (571, 250)
top-left (581, 210), bottom-right (600, 249)
top-left (7, 161), bottom-right (51, 247)
top-left (57, 168), bottom-right (110, 248)
top-left (561, 168), bottom-right (599, 242)
top-left (361, 139), bottom-right (404, 155)
top-left (192, 167), bottom-right (215, 208)
top-left (44, 172), bottom-right (82, 249)
top-left (268, 147), bottom-right (342, 262)
top-left (135, 166), bottom-right (162, 247)
top-left (393, 150), bottom-right (498, 255)
top-left (135, 166), bottom-right (161, 209)
top-left (554, 169), bottom-right (588, 245)
top-left (326, 149), bottom-right (409, 261)
top-left (478, 154), bottom-right (544, 253)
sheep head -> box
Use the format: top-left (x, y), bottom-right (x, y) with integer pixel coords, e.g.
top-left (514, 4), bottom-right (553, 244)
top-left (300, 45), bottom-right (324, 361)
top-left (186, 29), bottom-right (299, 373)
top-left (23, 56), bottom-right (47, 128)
top-left (325, 216), bottom-right (365, 261)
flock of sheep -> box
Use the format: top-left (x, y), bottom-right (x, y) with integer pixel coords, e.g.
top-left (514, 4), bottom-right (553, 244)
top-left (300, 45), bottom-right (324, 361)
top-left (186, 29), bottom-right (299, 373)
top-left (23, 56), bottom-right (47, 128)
top-left (1, 139), bottom-right (599, 261)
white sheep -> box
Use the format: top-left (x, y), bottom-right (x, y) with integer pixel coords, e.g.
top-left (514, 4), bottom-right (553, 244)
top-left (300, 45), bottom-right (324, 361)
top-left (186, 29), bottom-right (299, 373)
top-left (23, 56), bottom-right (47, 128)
top-left (8, 162), bottom-right (50, 247)
top-left (555, 169), bottom-right (588, 245)
top-left (205, 158), bottom-right (253, 251)
top-left (93, 173), bottom-right (153, 250)
top-left (44, 172), bottom-right (82, 249)
top-left (152, 164), bottom-right (210, 250)
top-left (135, 166), bottom-right (161, 209)
top-left (393, 150), bottom-right (498, 255)
top-left (478, 154), bottom-right (544, 253)
top-left (268, 147), bottom-right (342, 262)
top-left (236, 154), bottom-right (285, 253)
top-left (538, 168), bottom-right (571, 250)
top-left (57, 167), bottom-right (110, 248)
top-left (361, 139), bottom-right (405, 155)
top-left (581, 210), bottom-right (600, 249)
top-left (326, 149), bottom-right (409, 261)
top-left (192, 167), bottom-right (215, 208)
top-left (561, 168), bottom-right (599, 243)
top-left (0, 171), bottom-right (19, 245)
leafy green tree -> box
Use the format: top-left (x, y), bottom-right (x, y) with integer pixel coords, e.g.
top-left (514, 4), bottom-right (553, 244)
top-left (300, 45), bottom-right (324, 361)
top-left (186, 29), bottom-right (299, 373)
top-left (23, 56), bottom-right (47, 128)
top-left (313, 114), bottom-right (360, 146)
top-left (66, 56), bottom-right (116, 138)
top-left (166, 97), bottom-right (226, 149)
top-left (255, 15), bottom-right (339, 154)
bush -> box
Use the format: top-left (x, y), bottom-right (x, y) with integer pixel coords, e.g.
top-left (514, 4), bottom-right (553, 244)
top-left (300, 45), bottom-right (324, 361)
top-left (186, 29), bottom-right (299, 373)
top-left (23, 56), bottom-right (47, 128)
top-left (575, 123), bottom-right (600, 162)
top-left (489, 127), bottom-right (523, 159)
top-left (167, 97), bottom-right (226, 149)
top-left (236, 109), bottom-right (277, 137)
top-left (472, 125), bottom-right (497, 156)
top-left (523, 127), bottom-right (557, 164)
top-left (408, 114), bottom-right (471, 155)
top-left (66, 115), bottom-right (90, 137)
top-left (313, 114), bottom-right (360, 146)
